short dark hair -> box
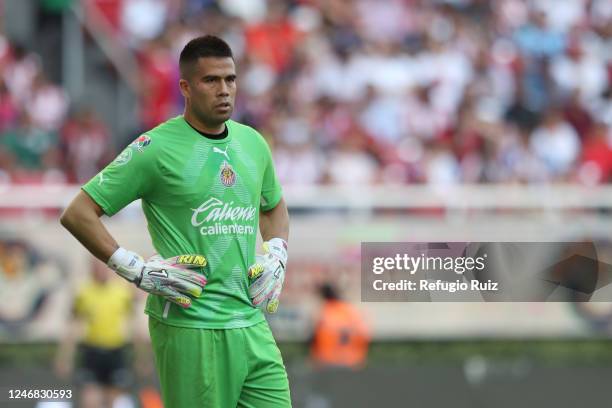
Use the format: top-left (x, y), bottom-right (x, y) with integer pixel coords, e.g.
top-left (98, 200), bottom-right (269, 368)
top-left (179, 35), bottom-right (234, 79)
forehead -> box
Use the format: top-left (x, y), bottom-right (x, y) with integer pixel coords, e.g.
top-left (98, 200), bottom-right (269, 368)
top-left (192, 57), bottom-right (235, 77)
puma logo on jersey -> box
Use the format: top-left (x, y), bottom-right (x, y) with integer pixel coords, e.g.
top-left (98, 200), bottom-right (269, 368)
top-left (213, 146), bottom-right (230, 161)
top-left (98, 173), bottom-right (105, 185)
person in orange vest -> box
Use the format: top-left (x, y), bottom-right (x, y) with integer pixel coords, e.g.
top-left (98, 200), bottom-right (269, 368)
top-left (310, 283), bottom-right (370, 369)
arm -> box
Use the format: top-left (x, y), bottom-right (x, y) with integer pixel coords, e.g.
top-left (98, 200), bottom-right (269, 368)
top-left (259, 197), bottom-right (289, 242)
top-left (249, 198), bottom-right (289, 313)
top-left (60, 190), bottom-right (119, 262)
top-left (60, 190), bottom-right (207, 308)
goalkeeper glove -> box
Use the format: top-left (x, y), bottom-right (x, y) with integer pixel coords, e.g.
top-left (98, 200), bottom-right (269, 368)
top-left (108, 248), bottom-right (207, 308)
top-left (248, 238), bottom-right (288, 313)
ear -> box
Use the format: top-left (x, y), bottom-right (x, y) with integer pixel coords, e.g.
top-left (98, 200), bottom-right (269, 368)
top-left (179, 79), bottom-right (190, 99)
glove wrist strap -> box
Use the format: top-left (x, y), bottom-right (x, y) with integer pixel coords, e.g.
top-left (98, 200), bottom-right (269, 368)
top-left (107, 247), bottom-right (144, 284)
top-left (264, 238), bottom-right (288, 265)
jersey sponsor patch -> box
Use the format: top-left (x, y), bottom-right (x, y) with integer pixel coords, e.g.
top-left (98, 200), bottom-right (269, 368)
top-left (130, 134), bottom-right (152, 152)
top-left (220, 161), bottom-right (236, 187)
top-left (191, 197), bottom-right (256, 236)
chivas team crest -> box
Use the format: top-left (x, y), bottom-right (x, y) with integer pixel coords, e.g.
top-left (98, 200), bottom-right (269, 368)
top-left (220, 161), bottom-right (236, 187)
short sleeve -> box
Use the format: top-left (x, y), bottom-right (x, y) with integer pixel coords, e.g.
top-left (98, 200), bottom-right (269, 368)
top-left (82, 135), bottom-right (156, 216)
top-left (260, 137), bottom-right (283, 212)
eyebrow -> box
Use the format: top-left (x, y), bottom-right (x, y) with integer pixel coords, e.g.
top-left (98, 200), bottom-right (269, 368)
top-left (202, 74), bottom-right (237, 81)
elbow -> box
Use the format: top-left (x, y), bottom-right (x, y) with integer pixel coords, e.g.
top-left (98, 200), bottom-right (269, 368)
top-left (60, 206), bottom-right (80, 231)
top-left (60, 191), bottom-right (103, 233)
top-left (59, 209), bottom-right (72, 229)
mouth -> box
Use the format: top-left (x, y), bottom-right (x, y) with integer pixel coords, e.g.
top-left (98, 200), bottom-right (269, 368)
top-left (216, 102), bottom-right (231, 109)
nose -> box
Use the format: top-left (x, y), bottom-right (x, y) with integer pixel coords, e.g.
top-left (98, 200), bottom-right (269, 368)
top-left (218, 80), bottom-right (229, 97)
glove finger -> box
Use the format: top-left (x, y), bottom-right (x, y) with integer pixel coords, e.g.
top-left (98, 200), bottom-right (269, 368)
top-left (249, 272), bottom-right (274, 298)
top-left (170, 268), bottom-right (207, 288)
top-left (166, 254), bottom-right (208, 270)
top-left (248, 263), bottom-right (265, 280)
top-left (160, 287), bottom-right (192, 308)
top-left (251, 277), bottom-right (278, 308)
top-left (251, 289), bottom-right (268, 308)
top-left (266, 281), bottom-right (283, 314)
top-left (169, 276), bottom-right (204, 298)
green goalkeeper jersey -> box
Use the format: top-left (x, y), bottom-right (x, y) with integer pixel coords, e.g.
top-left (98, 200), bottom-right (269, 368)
top-left (82, 116), bottom-right (283, 329)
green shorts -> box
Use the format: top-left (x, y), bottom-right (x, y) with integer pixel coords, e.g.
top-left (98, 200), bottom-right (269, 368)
top-left (149, 318), bottom-right (291, 408)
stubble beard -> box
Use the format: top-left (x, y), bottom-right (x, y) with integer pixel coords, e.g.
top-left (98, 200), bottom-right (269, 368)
top-left (190, 103), bottom-right (230, 131)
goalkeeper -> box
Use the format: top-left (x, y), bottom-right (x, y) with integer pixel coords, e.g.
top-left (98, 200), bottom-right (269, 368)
top-left (60, 35), bottom-right (291, 407)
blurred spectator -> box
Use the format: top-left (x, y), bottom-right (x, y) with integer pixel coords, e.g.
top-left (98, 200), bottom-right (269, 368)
top-left (310, 282), bottom-right (369, 369)
top-left (423, 141), bottom-right (461, 185)
top-left (244, 0), bottom-right (302, 74)
top-left (578, 122), bottom-right (612, 185)
top-left (1, 112), bottom-right (57, 171)
top-left (325, 127), bottom-right (379, 185)
top-left (60, 108), bottom-right (114, 183)
top-left (550, 39), bottom-right (609, 102)
top-left (218, 0), bottom-right (267, 23)
top-left (88, 0), bottom-right (123, 33)
top-left (403, 85), bottom-right (450, 141)
top-left (489, 124), bottom-right (549, 184)
top-left (358, 86), bottom-right (406, 144)
top-left (513, 10), bottom-right (566, 58)
top-left (532, 0), bottom-right (586, 33)
top-left (273, 117), bottom-right (325, 185)
top-left (529, 108), bottom-right (581, 179)
top-left (563, 91), bottom-right (594, 138)
top-left (0, 78), bottom-right (18, 131)
top-left (355, 0), bottom-right (411, 44)
top-left (591, 87), bottom-right (612, 127)
top-left (2, 44), bottom-right (41, 105)
top-left (0, 0), bottom-right (610, 187)
top-left (137, 38), bottom-right (176, 131)
top-left (55, 259), bottom-right (136, 408)
top-left (504, 86), bottom-right (540, 132)
top-left (120, 0), bottom-right (168, 47)
top-left (25, 72), bottom-right (69, 132)
top-left (513, 10), bottom-right (566, 112)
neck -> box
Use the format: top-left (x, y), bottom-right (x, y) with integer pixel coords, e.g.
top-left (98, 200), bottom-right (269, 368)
top-left (183, 110), bottom-right (226, 134)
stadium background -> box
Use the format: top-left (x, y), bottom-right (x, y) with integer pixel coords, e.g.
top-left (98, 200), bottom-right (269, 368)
top-left (1, 0), bottom-right (612, 407)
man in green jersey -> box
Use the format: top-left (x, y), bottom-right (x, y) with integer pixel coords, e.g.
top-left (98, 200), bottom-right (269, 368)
top-left (60, 35), bottom-right (291, 407)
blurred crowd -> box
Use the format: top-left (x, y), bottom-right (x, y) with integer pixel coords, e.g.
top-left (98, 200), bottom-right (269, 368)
top-left (0, 32), bottom-right (115, 184)
top-left (1, 0), bottom-right (612, 185)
